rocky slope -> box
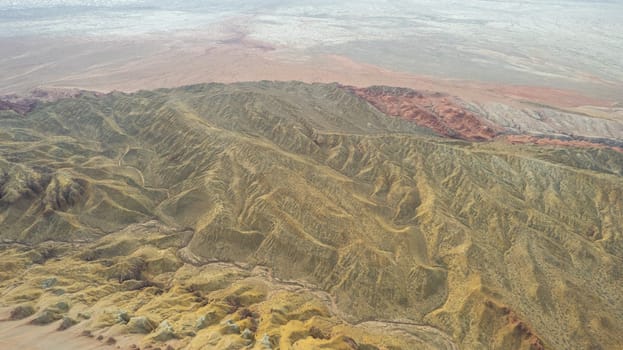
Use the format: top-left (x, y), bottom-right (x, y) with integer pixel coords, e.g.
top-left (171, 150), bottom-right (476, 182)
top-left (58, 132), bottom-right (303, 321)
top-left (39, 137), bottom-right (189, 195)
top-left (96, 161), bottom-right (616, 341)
top-left (0, 82), bottom-right (622, 350)
top-left (347, 85), bottom-right (623, 153)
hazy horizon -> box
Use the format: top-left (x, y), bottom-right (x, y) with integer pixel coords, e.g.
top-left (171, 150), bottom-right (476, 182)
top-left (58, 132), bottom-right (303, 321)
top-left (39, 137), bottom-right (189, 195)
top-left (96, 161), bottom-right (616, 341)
top-left (2, 2), bottom-right (623, 350)
top-left (1, 0), bottom-right (622, 98)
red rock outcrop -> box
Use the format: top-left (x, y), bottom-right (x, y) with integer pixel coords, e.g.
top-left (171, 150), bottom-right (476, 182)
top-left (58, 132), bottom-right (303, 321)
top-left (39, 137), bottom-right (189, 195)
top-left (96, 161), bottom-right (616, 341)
top-left (344, 85), bottom-right (623, 154)
top-left (484, 300), bottom-right (545, 350)
top-left (0, 99), bottom-right (37, 115)
top-left (0, 88), bottom-right (101, 115)
top-left (344, 85), bottom-right (502, 141)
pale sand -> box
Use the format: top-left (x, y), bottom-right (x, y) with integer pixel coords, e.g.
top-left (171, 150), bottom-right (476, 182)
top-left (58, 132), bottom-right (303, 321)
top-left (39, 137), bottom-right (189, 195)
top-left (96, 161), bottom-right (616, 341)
top-left (0, 308), bottom-right (142, 350)
top-left (0, 34), bottom-right (615, 109)
top-left (0, 322), bottom-right (109, 350)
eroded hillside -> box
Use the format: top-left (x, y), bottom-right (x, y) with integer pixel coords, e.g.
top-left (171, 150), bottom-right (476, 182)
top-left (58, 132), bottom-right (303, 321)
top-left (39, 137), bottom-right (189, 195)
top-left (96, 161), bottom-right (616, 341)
top-left (1, 82), bottom-right (622, 350)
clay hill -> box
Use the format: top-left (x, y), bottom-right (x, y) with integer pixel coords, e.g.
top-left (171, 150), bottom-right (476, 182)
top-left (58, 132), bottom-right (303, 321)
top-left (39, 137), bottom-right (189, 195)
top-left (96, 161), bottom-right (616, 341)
top-left (0, 81), bottom-right (622, 350)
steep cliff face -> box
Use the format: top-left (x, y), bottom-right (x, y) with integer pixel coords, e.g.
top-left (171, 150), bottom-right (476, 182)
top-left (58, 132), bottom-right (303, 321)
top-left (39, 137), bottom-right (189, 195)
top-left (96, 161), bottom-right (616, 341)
top-left (0, 82), bottom-right (622, 349)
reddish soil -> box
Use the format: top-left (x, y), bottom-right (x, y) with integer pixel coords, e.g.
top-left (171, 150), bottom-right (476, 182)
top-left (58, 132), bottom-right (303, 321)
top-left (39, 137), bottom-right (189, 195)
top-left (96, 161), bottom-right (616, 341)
top-left (506, 314), bottom-right (545, 350)
top-left (344, 86), bottom-right (503, 141)
top-left (343, 85), bottom-right (623, 154)
top-left (4, 32), bottom-right (614, 110)
top-left (484, 300), bottom-right (545, 350)
top-left (488, 85), bottom-right (612, 109)
top-left (0, 88), bottom-right (101, 115)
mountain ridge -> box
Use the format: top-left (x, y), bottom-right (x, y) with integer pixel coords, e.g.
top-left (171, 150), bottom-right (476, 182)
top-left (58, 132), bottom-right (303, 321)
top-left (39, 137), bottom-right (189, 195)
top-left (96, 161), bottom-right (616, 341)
top-left (1, 81), bottom-right (622, 349)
